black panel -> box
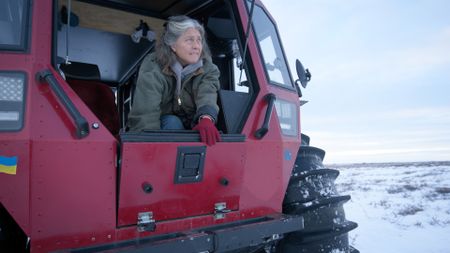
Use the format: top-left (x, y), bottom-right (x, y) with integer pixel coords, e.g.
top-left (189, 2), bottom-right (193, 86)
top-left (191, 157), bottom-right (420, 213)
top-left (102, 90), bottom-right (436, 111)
top-left (207, 17), bottom-right (237, 39)
top-left (57, 25), bottom-right (154, 84)
top-left (174, 146), bottom-right (206, 184)
top-left (217, 90), bottom-right (250, 134)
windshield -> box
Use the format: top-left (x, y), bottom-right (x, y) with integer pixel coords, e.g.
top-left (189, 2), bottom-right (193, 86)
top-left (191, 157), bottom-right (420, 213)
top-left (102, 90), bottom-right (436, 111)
top-left (0, 0), bottom-right (30, 51)
top-left (249, 2), bottom-right (293, 89)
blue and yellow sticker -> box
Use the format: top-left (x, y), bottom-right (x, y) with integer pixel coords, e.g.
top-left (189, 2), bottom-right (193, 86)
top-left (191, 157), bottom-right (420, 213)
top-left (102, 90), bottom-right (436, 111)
top-left (0, 156), bottom-right (17, 175)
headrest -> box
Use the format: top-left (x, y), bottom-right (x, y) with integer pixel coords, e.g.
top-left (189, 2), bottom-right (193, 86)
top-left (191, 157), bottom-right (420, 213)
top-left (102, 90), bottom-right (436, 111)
top-left (60, 62), bottom-right (101, 81)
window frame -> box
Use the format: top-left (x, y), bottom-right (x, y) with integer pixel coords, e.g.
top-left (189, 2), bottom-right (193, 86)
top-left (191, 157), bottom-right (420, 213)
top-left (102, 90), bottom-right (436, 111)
top-left (0, 0), bottom-right (32, 52)
top-left (247, 1), bottom-right (296, 91)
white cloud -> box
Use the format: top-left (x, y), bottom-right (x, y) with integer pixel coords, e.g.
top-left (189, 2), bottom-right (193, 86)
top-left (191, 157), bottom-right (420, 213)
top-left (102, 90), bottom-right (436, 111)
top-left (312, 26), bottom-right (450, 87)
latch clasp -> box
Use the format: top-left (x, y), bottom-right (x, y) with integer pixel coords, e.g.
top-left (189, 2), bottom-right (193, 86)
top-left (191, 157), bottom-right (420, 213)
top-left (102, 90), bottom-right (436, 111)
top-left (137, 212), bottom-right (156, 232)
top-left (214, 202), bottom-right (231, 219)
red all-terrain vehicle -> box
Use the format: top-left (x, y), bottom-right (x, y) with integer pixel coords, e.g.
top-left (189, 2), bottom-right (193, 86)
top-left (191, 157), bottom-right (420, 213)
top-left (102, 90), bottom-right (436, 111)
top-left (0, 0), bottom-right (357, 252)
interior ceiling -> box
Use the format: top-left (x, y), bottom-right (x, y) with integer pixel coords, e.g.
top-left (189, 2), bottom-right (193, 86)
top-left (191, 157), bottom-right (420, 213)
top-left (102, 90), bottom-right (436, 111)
top-left (84, 0), bottom-right (214, 18)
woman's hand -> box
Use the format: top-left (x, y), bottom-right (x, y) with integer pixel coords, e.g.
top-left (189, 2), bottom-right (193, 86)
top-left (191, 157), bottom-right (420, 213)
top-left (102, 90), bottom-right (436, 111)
top-left (193, 116), bottom-right (221, 146)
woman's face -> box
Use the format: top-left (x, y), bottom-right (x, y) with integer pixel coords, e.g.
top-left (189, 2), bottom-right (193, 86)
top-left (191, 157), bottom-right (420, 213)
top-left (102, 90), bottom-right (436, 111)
top-left (171, 28), bottom-right (203, 66)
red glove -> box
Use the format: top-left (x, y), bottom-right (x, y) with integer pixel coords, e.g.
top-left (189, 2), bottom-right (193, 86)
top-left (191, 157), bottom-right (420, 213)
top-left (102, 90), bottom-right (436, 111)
top-left (193, 117), bottom-right (221, 146)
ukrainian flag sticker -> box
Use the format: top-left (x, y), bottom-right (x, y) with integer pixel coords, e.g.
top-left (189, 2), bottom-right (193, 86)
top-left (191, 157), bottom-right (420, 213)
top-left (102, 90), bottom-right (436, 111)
top-left (0, 156), bottom-right (18, 175)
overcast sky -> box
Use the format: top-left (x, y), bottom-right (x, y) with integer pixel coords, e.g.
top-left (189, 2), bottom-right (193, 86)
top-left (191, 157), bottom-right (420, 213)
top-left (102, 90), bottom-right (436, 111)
top-left (263, 0), bottom-right (450, 164)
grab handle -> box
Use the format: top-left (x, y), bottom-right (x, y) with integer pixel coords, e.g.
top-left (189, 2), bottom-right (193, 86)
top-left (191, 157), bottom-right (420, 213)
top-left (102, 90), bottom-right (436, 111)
top-left (254, 93), bottom-right (276, 139)
top-left (37, 69), bottom-right (89, 139)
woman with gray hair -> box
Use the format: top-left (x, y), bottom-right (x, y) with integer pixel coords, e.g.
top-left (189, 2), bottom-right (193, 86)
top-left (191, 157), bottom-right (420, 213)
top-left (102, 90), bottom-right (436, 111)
top-left (128, 15), bottom-right (221, 146)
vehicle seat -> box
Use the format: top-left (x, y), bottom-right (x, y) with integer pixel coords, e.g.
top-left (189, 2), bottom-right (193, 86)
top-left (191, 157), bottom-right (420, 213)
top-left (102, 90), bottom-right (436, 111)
top-left (60, 62), bottom-right (120, 137)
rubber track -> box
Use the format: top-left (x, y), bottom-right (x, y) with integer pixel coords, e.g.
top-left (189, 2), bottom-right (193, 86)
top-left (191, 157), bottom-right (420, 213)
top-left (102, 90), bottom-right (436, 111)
top-left (279, 134), bottom-right (358, 253)
top-left (284, 169), bottom-right (340, 206)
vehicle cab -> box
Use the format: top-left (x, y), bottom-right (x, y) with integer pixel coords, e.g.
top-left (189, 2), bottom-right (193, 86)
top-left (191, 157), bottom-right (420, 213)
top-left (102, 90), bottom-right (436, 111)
top-left (0, 0), bottom-right (303, 252)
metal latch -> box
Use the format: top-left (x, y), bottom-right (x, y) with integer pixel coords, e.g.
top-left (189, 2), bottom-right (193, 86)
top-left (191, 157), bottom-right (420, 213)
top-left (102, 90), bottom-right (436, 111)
top-left (214, 202), bottom-right (231, 219)
top-left (137, 212), bottom-right (156, 232)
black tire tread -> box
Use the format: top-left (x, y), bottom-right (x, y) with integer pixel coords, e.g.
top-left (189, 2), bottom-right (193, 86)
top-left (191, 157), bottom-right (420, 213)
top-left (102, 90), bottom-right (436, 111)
top-left (279, 136), bottom-right (358, 253)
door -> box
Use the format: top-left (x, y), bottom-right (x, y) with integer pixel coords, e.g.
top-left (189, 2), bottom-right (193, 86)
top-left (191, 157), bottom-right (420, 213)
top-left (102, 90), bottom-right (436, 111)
top-left (118, 132), bottom-right (246, 226)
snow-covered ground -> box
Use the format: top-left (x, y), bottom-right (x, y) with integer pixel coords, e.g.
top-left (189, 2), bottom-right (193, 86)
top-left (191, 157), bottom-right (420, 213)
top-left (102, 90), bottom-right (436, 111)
top-left (334, 161), bottom-right (450, 253)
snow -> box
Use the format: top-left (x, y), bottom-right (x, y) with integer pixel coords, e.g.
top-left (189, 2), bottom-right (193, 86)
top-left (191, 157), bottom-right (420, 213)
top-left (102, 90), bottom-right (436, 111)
top-left (334, 161), bottom-right (450, 253)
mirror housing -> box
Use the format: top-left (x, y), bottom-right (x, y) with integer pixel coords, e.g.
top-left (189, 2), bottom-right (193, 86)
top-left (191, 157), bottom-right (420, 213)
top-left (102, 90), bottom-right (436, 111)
top-left (295, 59), bottom-right (311, 88)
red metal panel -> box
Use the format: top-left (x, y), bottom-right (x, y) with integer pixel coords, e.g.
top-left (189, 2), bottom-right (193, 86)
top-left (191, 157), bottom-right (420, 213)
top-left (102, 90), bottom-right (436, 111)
top-left (29, 139), bottom-right (117, 252)
top-left (239, 140), bottom-right (299, 211)
top-left (232, 0), bottom-right (301, 213)
top-left (118, 142), bottom-right (245, 226)
top-left (0, 0), bottom-right (55, 240)
top-left (116, 211), bottom-right (243, 241)
top-left (0, 140), bottom-right (31, 235)
top-left (27, 65), bottom-right (120, 252)
top-left (25, 6), bottom-right (120, 247)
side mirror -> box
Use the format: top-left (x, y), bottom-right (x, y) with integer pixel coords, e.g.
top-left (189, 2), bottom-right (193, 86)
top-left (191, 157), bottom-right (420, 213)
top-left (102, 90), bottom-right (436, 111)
top-left (295, 59), bottom-right (311, 88)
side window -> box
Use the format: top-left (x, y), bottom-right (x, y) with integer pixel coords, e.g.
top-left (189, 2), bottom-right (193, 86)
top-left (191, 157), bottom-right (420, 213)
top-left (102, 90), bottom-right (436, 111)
top-left (249, 2), bottom-right (294, 89)
top-left (0, 0), bottom-right (30, 52)
top-left (259, 36), bottom-right (285, 84)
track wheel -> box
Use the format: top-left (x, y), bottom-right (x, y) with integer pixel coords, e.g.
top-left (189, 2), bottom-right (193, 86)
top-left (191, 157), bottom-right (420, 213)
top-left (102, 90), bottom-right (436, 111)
top-left (278, 134), bottom-right (358, 253)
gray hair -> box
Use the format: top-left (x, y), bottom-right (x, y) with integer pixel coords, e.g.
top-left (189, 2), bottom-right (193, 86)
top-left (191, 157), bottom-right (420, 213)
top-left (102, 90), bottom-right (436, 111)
top-left (156, 15), bottom-right (211, 69)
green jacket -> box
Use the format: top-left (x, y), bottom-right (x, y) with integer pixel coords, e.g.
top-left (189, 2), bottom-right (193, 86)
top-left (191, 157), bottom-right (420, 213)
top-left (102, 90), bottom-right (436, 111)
top-left (127, 53), bottom-right (220, 131)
